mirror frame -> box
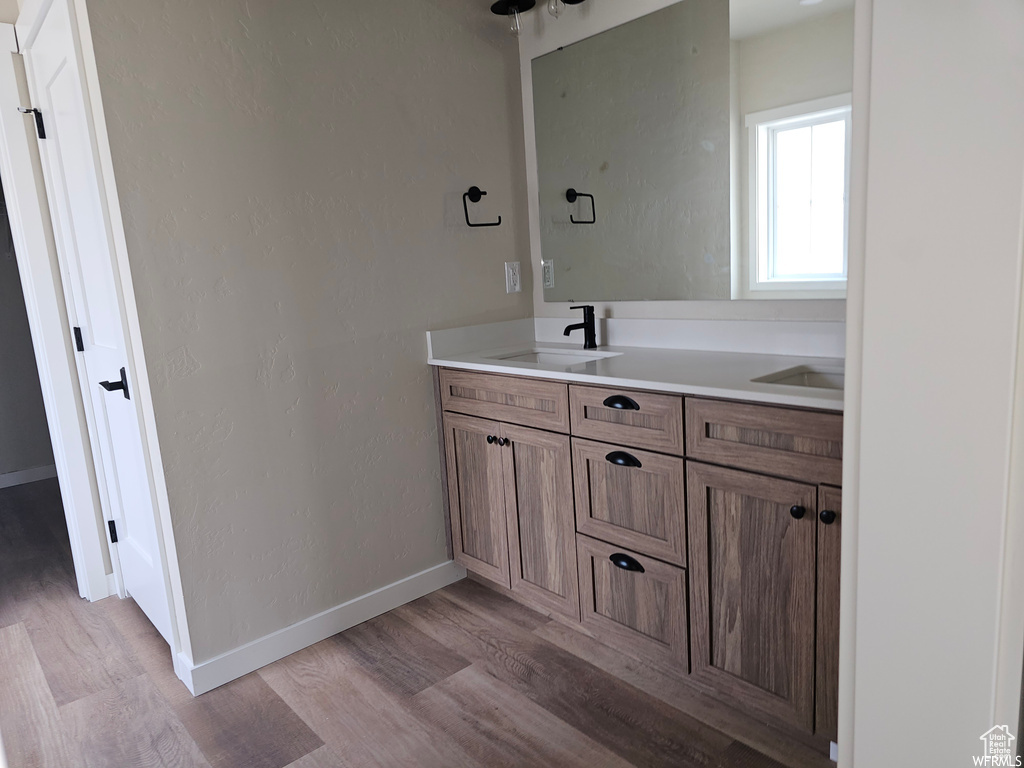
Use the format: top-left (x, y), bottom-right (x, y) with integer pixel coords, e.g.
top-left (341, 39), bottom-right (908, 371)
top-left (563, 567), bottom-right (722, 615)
top-left (518, 0), bottom-right (847, 321)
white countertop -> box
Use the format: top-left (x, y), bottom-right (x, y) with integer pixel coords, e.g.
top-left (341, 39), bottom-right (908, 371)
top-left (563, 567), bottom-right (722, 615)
top-left (429, 339), bottom-right (844, 412)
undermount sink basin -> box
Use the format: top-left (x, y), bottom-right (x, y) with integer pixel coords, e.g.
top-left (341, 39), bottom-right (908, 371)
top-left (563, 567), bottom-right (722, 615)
top-left (486, 347), bottom-right (622, 366)
top-left (753, 365), bottom-right (845, 390)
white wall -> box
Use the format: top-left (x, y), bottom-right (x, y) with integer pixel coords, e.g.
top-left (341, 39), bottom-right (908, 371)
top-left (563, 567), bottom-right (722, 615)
top-left (86, 0), bottom-right (532, 663)
top-left (0, 188), bottom-right (53, 477)
top-left (849, 0), bottom-right (1024, 764)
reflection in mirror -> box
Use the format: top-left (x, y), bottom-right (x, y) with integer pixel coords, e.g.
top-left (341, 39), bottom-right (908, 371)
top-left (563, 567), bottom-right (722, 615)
top-left (533, 0), bottom-right (854, 302)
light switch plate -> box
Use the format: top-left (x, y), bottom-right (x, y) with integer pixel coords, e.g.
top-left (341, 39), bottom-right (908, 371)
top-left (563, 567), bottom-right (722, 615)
top-left (542, 260), bottom-right (555, 289)
top-left (505, 261), bottom-right (521, 294)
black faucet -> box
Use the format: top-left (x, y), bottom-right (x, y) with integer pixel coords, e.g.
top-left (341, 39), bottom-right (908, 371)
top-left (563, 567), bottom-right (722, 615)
top-left (564, 305), bottom-right (597, 350)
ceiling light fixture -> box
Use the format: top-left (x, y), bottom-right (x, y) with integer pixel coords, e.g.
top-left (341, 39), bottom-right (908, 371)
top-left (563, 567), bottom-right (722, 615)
top-left (491, 0), bottom-right (536, 36)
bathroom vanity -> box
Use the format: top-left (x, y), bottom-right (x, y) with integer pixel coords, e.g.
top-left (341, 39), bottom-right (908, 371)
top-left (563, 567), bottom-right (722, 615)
top-left (426, 0), bottom-right (855, 754)
top-left (429, 333), bottom-right (843, 748)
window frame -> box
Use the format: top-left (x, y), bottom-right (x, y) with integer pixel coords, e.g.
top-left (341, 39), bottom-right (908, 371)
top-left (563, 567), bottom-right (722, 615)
top-left (745, 93), bottom-right (852, 299)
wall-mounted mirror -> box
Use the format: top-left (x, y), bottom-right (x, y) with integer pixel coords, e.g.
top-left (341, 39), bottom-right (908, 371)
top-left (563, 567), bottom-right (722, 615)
top-left (531, 0), bottom-right (854, 302)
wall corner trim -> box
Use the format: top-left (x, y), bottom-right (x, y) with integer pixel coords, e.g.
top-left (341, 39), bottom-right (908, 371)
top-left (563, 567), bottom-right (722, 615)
top-left (174, 560), bottom-right (467, 696)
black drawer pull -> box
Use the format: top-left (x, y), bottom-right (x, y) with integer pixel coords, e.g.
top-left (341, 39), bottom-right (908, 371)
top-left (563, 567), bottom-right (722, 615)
top-left (602, 394), bottom-right (640, 411)
top-left (605, 451), bottom-right (642, 469)
top-left (790, 505), bottom-right (806, 520)
top-left (609, 553), bottom-right (645, 573)
top-left (486, 435), bottom-right (496, 444)
top-left (820, 509), bottom-right (837, 525)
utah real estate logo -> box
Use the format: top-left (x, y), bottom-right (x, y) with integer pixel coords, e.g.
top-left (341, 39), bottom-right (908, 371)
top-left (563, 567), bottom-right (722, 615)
top-left (976, 726), bottom-right (1021, 766)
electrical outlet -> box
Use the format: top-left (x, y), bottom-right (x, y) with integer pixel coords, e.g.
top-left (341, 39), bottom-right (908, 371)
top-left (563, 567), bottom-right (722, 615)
top-left (542, 260), bottom-right (555, 289)
top-left (505, 261), bottom-right (521, 294)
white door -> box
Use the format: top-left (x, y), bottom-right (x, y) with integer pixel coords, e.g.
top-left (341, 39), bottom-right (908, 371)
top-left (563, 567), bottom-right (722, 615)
top-left (24, 0), bottom-right (172, 643)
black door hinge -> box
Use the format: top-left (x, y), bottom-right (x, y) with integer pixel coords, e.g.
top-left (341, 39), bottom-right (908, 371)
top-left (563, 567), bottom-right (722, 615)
top-left (108, 520), bottom-right (118, 543)
top-left (18, 107), bottom-right (45, 139)
top-left (73, 326), bottom-right (84, 352)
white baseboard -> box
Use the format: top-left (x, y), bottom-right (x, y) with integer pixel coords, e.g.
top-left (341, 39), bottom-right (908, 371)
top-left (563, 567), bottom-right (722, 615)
top-left (175, 560), bottom-right (467, 696)
top-left (104, 572), bottom-right (119, 599)
top-left (0, 464), bottom-right (57, 489)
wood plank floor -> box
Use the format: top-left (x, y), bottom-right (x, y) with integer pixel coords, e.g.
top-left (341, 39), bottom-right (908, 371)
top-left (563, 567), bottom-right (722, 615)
top-left (0, 479), bottom-right (832, 768)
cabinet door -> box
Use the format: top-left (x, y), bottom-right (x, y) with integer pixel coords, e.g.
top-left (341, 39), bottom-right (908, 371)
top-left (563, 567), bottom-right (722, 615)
top-left (572, 438), bottom-right (686, 565)
top-left (687, 461), bottom-right (818, 732)
top-left (444, 413), bottom-right (510, 587)
top-left (816, 484), bottom-right (842, 741)
top-left (502, 424), bottom-right (579, 619)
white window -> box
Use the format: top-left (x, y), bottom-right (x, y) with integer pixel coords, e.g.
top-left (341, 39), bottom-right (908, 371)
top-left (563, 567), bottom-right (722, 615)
top-left (746, 94), bottom-right (852, 297)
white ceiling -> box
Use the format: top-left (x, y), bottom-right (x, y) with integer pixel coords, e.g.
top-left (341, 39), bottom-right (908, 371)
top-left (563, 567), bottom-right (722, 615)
top-left (730, 0), bottom-right (855, 40)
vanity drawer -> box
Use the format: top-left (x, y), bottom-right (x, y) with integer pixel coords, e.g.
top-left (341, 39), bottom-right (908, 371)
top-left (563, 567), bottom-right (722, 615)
top-left (440, 369), bottom-right (569, 433)
top-left (577, 534), bottom-right (689, 673)
top-left (572, 438), bottom-right (686, 566)
top-left (569, 385), bottom-right (684, 455)
top-left (685, 397), bottom-right (843, 485)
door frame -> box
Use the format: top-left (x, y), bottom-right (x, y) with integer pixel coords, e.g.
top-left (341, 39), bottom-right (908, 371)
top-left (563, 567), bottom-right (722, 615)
top-left (7, 0), bottom-right (194, 678)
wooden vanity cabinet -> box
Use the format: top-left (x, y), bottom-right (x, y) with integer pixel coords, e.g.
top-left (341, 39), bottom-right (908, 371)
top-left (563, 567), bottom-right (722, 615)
top-left (501, 423), bottom-right (579, 619)
top-left (569, 384), bottom-right (684, 454)
top-left (685, 397), bottom-right (843, 740)
top-left (686, 461), bottom-right (819, 732)
top-left (576, 534), bottom-right (689, 673)
top-left (439, 368), bottom-right (844, 745)
top-left (571, 437), bottom-right (686, 566)
top-left (686, 396), bottom-right (843, 486)
top-left (443, 412), bottom-right (510, 587)
top-left (441, 371), bottom-right (579, 619)
top-left (816, 484), bottom-right (842, 742)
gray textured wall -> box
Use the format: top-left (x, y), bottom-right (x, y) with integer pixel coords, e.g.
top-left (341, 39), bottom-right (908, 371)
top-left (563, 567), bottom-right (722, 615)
top-left (0, 189), bottom-right (53, 477)
top-left (87, 0), bottom-right (532, 662)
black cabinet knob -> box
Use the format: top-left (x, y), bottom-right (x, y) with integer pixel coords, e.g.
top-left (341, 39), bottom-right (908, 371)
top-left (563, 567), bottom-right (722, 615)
top-left (497, 437), bottom-right (509, 447)
top-left (486, 435), bottom-right (496, 444)
top-left (790, 505), bottom-right (806, 520)
top-left (820, 509), bottom-right (837, 525)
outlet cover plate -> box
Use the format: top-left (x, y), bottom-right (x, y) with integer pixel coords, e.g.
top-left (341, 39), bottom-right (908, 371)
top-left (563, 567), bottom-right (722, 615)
top-left (505, 261), bottom-right (521, 294)
top-left (542, 260), bottom-right (555, 289)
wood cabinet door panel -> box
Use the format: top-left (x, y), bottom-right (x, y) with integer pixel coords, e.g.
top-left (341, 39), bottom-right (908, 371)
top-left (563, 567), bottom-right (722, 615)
top-left (816, 484), bottom-right (842, 741)
top-left (441, 369), bottom-right (569, 432)
top-left (570, 386), bottom-right (684, 455)
top-left (686, 398), bottom-right (843, 485)
top-left (443, 413), bottom-right (510, 587)
top-left (577, 535), bottom-right (688, 673)
top-left (503, 424), bottom-right (579, 619)
top-left (572, 438), bottom-right (686, 565)
top-left (687, 461), bottom-right (817, 732)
